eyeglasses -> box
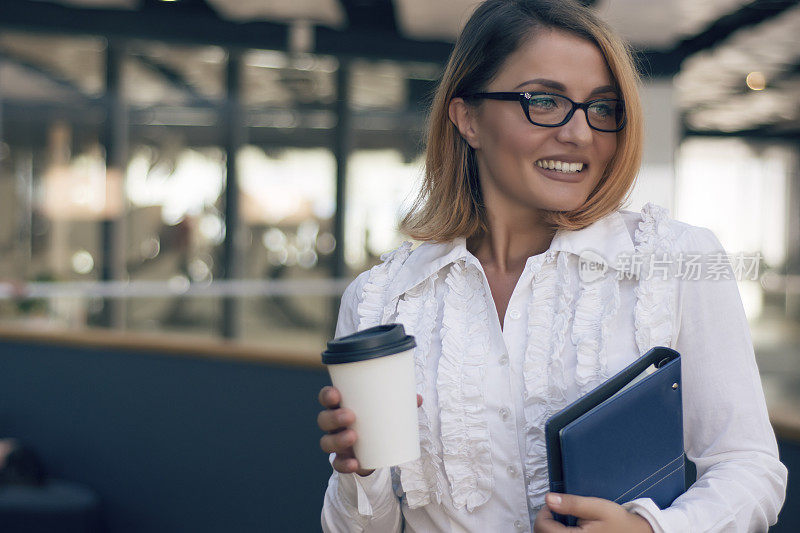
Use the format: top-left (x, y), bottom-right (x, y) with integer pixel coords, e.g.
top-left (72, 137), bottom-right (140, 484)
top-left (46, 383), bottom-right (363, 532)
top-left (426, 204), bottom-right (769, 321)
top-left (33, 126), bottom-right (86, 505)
top-left (461, 91), bottom-right (626, 132)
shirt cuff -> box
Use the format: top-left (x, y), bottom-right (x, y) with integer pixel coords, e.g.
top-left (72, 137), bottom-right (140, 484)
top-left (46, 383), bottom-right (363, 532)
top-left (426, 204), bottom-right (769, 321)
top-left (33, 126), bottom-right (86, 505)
top-left (622, 498), bottom-right (689, 533)
top-left (329, 453), bottom-right (392, 517)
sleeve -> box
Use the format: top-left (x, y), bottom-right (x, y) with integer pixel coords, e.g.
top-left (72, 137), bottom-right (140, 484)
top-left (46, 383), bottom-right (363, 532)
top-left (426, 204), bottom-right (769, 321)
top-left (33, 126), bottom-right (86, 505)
top-left (321, 271), bottom-right (403, 533)
top-left (621, 226), bottom-right (789, 532)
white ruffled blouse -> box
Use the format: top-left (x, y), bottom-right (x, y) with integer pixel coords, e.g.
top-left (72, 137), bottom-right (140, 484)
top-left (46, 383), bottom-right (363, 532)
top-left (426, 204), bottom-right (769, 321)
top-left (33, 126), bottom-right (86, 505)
top-left (320, 203), bottom-right (788, 533)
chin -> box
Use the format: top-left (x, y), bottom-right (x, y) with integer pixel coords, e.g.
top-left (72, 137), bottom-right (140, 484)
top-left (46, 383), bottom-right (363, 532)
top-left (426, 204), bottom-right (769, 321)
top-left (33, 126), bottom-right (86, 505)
top-left (526, 176), bottom-right (596, 213)
top-left (536, 194), bottom-right (589, 213)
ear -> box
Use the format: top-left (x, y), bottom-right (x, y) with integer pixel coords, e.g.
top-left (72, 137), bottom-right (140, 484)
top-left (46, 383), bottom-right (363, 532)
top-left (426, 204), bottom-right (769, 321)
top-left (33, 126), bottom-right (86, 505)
top-left (448, 97), bottom-right (481, 150)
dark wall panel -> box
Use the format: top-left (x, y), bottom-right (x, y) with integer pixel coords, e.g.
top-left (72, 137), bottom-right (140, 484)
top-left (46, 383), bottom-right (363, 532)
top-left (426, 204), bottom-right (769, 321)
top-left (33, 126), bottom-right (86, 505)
top-left (0, 340), bottom-right (331, 533)
top-left (773, 440), bottom-right (800, 533)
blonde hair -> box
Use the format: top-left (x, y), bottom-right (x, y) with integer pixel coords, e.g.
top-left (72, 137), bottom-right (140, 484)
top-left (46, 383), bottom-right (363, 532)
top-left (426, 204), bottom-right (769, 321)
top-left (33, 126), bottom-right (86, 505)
top-left (400, 0), bottom-right (644, 241)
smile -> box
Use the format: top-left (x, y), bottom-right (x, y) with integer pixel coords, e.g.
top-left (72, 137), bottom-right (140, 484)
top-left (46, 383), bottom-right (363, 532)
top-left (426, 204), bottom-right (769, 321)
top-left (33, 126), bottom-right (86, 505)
top-left (534, 160), bottom-right (586, 173)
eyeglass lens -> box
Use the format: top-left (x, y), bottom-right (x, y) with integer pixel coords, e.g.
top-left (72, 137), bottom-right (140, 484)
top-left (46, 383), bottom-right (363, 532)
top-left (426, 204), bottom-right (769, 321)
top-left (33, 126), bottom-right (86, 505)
top-left (528, 94), bottom-right (623, 130)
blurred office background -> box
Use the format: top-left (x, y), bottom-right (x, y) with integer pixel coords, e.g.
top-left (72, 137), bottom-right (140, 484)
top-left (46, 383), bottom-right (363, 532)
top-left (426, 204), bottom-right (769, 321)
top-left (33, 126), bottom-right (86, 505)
top-left (0, 0), bottom-right (797, 531)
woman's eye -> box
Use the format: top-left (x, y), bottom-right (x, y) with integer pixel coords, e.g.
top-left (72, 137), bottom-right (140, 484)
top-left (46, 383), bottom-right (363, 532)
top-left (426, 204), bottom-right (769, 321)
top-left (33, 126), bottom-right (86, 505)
top-left (530, 97), bottom-right (558, 109)
top-left (590, 103), bottom-right (613, 117)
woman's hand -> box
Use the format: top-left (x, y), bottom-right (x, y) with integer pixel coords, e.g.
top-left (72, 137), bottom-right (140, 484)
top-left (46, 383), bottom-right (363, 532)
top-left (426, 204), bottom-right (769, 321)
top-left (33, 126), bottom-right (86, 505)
top-left (533, 493), bottom-right (655, 533)
top-left (317, 385), bottom-right (423, 477)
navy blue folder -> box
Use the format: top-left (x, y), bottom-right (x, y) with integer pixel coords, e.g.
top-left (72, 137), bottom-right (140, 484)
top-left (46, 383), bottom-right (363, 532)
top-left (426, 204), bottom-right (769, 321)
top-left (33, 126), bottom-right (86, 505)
top-left (545, 346), bottom-right (687, 527)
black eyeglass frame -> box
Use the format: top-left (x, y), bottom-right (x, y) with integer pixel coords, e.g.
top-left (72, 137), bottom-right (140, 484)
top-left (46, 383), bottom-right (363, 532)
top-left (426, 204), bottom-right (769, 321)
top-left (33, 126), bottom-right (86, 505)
top-left (461, 91), bottom-right (627, 133)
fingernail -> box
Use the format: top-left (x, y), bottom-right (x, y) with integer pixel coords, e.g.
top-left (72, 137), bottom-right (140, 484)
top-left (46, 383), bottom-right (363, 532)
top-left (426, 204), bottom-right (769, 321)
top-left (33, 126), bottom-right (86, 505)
top-left (547, 493), bottom-right (561, 505)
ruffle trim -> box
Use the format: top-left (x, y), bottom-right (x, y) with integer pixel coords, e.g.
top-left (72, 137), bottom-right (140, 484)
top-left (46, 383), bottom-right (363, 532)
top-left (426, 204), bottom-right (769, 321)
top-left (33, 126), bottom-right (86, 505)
top-left (633, 203), bottom-right (677, 353)
top-left (356, 241), bottom-right (413, 330)
top-left (572, 271), bottom-right (621, 395)
top-left (521, 251), bottom-right (572, 506)
top-left (437, 260), bottom-right (493, 511)
top-left (522, 253), bottom-right (557, 404)
top-left (550, 252), bottom-right (573, 401)
top-left (396, 274), bottom-right (444, 509)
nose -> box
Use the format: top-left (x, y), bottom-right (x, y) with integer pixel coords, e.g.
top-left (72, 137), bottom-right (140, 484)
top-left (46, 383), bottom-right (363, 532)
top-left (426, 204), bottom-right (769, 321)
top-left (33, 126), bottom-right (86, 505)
top-left (555, 108), bottom-right (593, 147)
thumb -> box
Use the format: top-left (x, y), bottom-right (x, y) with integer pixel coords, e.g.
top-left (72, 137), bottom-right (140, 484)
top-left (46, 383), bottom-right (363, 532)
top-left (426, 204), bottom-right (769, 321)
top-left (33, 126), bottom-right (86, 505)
top-left (546, 493), bottom-right (606, 521)
top-left (417, 394), bottom-right (423, 408)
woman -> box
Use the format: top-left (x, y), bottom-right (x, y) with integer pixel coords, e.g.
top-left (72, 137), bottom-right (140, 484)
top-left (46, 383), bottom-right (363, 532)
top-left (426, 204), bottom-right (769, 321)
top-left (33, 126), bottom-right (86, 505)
top-left (317, 0), bottom-right (788, 531)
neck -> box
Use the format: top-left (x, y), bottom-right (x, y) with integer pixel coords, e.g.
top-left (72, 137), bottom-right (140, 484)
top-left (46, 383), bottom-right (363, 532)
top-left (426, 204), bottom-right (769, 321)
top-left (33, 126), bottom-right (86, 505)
top-left (466, 160), bottom-right (560, 275)
top-left (467, 208), bottom-right (556, 275)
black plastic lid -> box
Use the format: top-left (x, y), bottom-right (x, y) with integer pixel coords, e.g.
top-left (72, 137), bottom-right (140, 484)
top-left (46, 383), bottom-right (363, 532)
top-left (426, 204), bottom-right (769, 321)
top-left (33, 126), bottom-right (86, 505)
top-left (322, 324), bottom-right (417, 365)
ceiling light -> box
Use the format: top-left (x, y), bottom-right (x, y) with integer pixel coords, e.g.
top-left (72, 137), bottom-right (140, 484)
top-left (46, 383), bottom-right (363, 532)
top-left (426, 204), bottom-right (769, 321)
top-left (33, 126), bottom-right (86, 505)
top-left (745, 71), bottom-right (766, 91)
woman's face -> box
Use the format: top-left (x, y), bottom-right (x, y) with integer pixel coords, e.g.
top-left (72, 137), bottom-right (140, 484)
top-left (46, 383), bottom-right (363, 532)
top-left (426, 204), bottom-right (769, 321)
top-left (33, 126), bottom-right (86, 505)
top-left (452, 29), bottom-right (619, 214)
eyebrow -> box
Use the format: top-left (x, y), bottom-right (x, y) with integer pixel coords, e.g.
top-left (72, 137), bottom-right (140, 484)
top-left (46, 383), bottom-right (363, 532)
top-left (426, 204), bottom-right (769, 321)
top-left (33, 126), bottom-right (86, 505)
top-left (513, 78), bottom-right (619, 97)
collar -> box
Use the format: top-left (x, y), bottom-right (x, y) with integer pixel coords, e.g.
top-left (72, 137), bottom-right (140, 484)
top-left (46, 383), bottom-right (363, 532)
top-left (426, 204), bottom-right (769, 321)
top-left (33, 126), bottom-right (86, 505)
top-left (387, 209), bottom-right (635, 301)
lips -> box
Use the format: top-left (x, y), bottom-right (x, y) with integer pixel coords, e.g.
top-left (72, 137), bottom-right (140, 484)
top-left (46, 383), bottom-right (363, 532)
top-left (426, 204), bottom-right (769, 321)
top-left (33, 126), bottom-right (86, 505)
top-left (533, 160), bottom-right (588, 183)
top-left (535, 159), bottom-right (586, 173)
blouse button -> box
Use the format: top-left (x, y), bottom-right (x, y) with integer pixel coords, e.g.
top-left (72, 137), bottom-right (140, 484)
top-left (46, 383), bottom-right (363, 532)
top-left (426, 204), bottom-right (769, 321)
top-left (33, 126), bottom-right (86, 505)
top-left (507, 464), bottom-right (518, 478)
top-left (508, 308), bottom-right (521, 320)
top-left (499, 407), bottom-right (510, 421)
top-left (499, 353), bottom-right (509, 365)
top-left (514, 519), bottom-right (525, 530)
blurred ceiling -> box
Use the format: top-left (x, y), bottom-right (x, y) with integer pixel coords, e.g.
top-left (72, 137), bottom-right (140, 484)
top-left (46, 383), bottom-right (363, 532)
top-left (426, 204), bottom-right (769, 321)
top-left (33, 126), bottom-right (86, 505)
top-left (1, 0), bottom-right (798, 139)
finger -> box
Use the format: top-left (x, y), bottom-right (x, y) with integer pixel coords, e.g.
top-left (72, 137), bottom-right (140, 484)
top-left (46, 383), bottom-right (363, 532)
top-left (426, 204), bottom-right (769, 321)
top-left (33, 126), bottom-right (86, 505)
top-left (533, 504), bottom-right (574, 533)
top-left (546, 493), bottom-right (609, 522)
top-left (332, 454), bottom-right (360, 474)
top-left (417, 394), bottom-right (423, 408)
top-left (317, 410), bottom-right (338, 433)
top-left (335, 448), bottom-right (355, 460)
top-left (317, 408), bottom-right (355, 432)
top-left (320, 433), bottom-right (335, 454)
top-left (320, 429), bottom-right (357, 454)
top-left (318, 386), bottom-right (341, 408)
top-left (534, 505), bottom-right (569, 532)
top-left (536, 505), bottom-right (552, 521)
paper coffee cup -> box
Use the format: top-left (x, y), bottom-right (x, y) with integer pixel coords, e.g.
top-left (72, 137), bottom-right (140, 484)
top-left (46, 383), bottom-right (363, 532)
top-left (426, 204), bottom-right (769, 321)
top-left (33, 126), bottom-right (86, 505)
top-left (322, 324), bottom-right (420, 469)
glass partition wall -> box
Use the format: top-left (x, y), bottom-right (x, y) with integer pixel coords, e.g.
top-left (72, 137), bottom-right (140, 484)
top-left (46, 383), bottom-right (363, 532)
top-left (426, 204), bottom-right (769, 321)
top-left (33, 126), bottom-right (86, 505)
top-left (0, 29), bottom-right (439, 352)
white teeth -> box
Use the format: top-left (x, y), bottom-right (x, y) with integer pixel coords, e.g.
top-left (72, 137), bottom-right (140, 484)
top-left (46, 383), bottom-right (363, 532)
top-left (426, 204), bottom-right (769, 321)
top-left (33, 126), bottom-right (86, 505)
top-left (535, 160), bottom-right (585, 173)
